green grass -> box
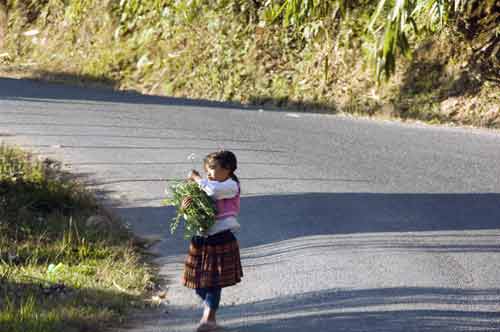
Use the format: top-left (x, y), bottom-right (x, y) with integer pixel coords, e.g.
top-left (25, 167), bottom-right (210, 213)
top-left (1, 0), bottom-right (498, 129)
top-left (0, 144), bottom-right (156, 332)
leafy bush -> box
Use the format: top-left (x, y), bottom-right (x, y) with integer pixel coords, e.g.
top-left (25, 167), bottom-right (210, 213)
top-left (0, 144), bottom-right (155, 332)
top-left (163, 181), bottom-right (216, 239)
top-left (0, 144), bottom-right (96, 241)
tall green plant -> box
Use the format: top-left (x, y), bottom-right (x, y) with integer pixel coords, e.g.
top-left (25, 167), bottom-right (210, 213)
top-left (264, 0), bottom-right (347, 27)
top-left (368, 0), bottom-right (498, 81)
top-left (114, 0), bottom-right (204, 36)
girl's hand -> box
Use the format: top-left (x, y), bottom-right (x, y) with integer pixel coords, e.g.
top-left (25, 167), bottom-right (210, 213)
top-left (187, 169), bottom-right (201, 182)
top-left (181, 197), bottom-right (193, 210)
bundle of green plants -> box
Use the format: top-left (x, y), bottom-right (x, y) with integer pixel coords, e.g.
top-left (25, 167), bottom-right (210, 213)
top-left (163, 181), bottom-right (216, 239)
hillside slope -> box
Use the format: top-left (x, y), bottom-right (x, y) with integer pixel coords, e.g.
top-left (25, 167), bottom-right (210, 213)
top-left (0, 1), bottom-right (498, 128)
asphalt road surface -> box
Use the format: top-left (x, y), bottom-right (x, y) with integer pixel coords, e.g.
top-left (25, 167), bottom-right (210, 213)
top-left (1, 77), bottom-right (500, 332)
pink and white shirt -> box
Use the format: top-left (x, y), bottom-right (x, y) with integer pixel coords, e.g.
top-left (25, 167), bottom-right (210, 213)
top-left (196, 178), bottom-right (241, 236)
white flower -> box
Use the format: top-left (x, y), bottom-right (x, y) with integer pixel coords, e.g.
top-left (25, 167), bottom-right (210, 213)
top-left (187, 153), bottom-right (196, 161)
top-left (137, 54), bottom-right (153, 69)
top-left (23, 29), bottom-right (39, 36)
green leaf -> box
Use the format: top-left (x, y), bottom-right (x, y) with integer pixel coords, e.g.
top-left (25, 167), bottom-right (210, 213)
top-left (163, 181), bottom-right (216, 239)
top-left (368, 0), bottom-right (388, 31)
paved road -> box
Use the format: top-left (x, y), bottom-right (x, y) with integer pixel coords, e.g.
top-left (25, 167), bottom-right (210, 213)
top-left (1, 77), bottom-right (500, 331)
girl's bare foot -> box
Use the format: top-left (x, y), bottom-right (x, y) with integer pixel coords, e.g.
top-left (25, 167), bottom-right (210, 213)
top-left (197, 305), bottom-right (219, 331)
top-left (196, 321), bottom-right (218, 332)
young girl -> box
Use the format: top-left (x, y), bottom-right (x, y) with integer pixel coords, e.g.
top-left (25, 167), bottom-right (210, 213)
top-left (181, 150), bottom-right (243, 332)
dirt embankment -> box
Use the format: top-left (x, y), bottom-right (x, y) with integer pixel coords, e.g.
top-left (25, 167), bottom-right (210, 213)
top-left (0, 1), bottom-right (498, 128)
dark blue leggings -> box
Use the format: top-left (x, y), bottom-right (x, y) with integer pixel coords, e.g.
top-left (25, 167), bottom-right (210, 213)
top-left (196, 287), bottom-right (222, 310)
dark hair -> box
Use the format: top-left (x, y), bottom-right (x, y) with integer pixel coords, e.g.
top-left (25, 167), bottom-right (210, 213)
top-left (204, 150), bottom-right (239, 183)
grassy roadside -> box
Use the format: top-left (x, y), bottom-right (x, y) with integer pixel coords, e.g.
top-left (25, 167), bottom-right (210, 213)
top-left (0, 144), bottom-right (161, 332)
top-left (0, 1), bottom-right (498, 129)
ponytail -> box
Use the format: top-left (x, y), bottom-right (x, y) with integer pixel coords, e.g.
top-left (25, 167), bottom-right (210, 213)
top-left (231, 173), bottom-right (240, 183)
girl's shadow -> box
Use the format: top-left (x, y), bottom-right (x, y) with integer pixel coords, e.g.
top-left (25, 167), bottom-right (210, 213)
top-left (117, 192), bottom-right (500, 255)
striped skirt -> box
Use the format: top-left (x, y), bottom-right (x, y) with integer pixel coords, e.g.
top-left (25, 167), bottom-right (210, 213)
top-left (182, 230), bottom-right (243, 289)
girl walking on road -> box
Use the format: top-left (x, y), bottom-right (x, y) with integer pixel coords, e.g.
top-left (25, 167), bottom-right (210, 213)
top-left (181, 150), bottom-right (243, 332)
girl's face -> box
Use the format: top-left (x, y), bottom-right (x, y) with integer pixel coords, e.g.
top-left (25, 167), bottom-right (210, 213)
top-left (205, 162), bottom-right (231, 182)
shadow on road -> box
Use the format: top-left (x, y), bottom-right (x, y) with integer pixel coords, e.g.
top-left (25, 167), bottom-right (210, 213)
top-left (115, 192), bottom-right (500, 331)
top-left (0, 75), bottom-right (339, 114)
top-left (218, 287), bottom-right (500, 332)
top-left (131, 287), bottom-right (500, 332)
top-left (117, 192), bottom-right (500, 255)
top-left (0, 77), bottom-right (250, 110)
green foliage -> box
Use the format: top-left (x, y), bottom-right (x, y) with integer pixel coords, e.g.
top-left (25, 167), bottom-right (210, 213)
top-left (5, 0), bottom-right (498, 83)
top-left (0, 284), bottom-right (134, 332)
top-left (2, 0), bottom-right (498, 128)
top-left (0, 296), bottom-right (57, 332)
top-left (0, 144), bottom-right (154, 332)
top-left (0, 144), bottom-right (95, 241)
top-left (0, 144), bottom-right (43, 182)
top-left (368, 0), bottom-right (499, 80)
top-left (163, 181), bottom-right (216, 239)
top-left (262, 0), bottom-right (343, 27)
top-left (113, 0), bottom-right (205, 37)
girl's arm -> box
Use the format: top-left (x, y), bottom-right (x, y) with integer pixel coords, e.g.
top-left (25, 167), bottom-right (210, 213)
top-left (196, 178), bottom-right (238, 199)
